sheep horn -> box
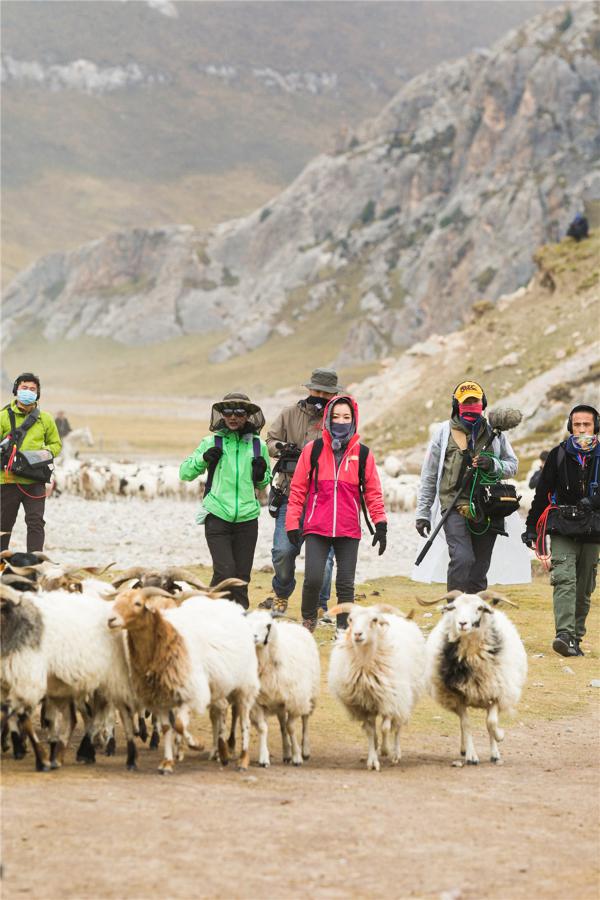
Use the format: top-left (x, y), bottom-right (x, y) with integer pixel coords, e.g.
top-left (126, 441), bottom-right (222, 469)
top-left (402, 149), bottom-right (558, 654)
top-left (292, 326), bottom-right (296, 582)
top-left (111, 566), bottom-right (147, 587)
top-left (417, 590), bottom-right (462, 607)
top-left (162, 567), bottom-right (211, 590)
top-left (0, 584), bottom-right (23, 603)
top-left (1, 574), bottom-right (36, 590)
top-left (211, 578), bottom-right (247, 593)
top-left (137, 587), bottom-right (173, 600)
top-left (374, 603), bottom-right (408, 618)
top-left (477, 590), bottom-right (519, 608)
top-left (78, 562), bottom-right (116, 576)
top-left (328, 603), bottom-right (356, 616)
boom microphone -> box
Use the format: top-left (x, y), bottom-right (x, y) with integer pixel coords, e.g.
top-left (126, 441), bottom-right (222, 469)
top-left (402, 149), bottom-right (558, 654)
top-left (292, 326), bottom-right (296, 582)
top-left (488, 407), bottom-right (523, 431)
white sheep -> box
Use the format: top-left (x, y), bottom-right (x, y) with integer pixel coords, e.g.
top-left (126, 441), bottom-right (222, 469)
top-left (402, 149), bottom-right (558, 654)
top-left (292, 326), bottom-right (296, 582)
top-left (423, 590), bottom-right (527, 765)
top-left (1, 582), bottom-right (139, 771)
top-left (108, 588), bottom-right (259, 773)
top-left (328, 603), bottom-right (426, 771)
top-left (246, 610), bottom-right (320, 767)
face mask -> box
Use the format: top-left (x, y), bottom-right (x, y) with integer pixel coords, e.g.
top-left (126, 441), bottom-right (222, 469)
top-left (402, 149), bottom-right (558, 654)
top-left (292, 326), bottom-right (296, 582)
top-left (17, 389), bottom-right (37, 405)
top-left (331, 422), bottom-right (352, 438)
top-left (306, 396), bottom-right (326, 411)
top-left (458, 401), bottom-right (483, 426)
top-left (571, 434), bottom-right (598, 452)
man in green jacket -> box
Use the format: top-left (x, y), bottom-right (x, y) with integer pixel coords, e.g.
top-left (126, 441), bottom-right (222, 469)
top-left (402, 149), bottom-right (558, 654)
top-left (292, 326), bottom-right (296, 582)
top-left (179, 391), bottom-right (271, 608)
top-left (0, 373), bottom-right (62, 552)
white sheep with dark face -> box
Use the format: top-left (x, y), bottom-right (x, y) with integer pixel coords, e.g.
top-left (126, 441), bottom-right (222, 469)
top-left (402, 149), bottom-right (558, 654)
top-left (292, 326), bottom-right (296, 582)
top-left (424, 590), bottom-right (527, 766)
top-left (328, 603), bottom-right (426, 771)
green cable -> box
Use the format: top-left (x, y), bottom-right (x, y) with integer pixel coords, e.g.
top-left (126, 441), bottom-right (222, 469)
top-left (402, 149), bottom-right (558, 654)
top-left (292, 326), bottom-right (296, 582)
top-left (466, 451), bottom-right (502, 534)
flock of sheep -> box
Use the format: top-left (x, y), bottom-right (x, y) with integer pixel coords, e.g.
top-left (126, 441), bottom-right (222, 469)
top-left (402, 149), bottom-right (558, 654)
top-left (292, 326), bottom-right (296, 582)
top-left (1, 554), bottom-right (527, 775)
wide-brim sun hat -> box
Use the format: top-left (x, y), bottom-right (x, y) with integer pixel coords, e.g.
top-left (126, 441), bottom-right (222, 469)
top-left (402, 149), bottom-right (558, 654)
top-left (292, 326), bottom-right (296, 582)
top-left (210, 391), bottom-right (265, 433)
top-left (304, 368), bottom-right (345, 394)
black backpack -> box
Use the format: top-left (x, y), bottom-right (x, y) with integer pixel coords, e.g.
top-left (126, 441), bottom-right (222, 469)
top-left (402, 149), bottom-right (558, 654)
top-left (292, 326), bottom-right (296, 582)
top-left (308, 438), bottom-right (374, 534)
top-left (203, 434), bottom-right (262, 497)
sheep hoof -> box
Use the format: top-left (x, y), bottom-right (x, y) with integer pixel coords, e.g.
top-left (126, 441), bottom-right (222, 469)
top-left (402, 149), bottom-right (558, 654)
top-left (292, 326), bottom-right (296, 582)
top-left (105, 737), bottom-right (116, 757)
top-left (149, 733), bottom-right (160, 751)
top-left (292, 759), bottom-right (302, 767)
top-left (283, 756), bottom-right (292, 764)
top-left (158, 768), bottom-right (173, 776)
top-left (36, 761), bottom-right (52, 773)
top-left (490, 757), bottom-right (503, 766)
top-left (259, 761), bottom-right (270, 768)
top-left (302, 753), bottom-right (310, 761)
top-left (466, 758), bottom-right (479, 766)
top-left (126, 762), bottom-right (138, 772)
top-left (460, 750), bottom-right (466, 757)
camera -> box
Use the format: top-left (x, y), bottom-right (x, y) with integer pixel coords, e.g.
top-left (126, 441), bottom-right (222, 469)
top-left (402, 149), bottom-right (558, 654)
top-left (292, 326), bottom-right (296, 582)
top-left (275, 441), bottom-right (301, 475)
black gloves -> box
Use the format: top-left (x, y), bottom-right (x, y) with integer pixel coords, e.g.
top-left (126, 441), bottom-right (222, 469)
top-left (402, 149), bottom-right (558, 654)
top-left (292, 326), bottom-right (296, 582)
top-left (416, 519), bottom-right (431, 538)
top-left (251, 456), bottom-right (267, 484)
top-left (474, 455), bottom-right (494, 472)
top-left (287, 529), bottom-right (301, 549)
top-left (521, 531), bottom-right (536, 548)
top-left (372, 522), bottom-right (387, 556)
top-left (203, 446), bottom-right (223, 466)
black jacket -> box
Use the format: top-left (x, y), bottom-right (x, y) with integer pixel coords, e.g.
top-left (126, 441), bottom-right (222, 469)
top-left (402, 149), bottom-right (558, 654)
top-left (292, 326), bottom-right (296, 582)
top-left (526, 441), bottom-right (600, 532)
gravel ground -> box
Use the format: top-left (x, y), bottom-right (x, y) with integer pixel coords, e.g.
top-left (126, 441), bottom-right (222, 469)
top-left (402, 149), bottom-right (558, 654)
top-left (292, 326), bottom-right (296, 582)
top-left (10, 494), bottom-right (422, 581)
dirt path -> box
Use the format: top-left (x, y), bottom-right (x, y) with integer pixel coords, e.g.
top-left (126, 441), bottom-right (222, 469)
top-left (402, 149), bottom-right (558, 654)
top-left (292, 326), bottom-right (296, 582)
top-left (2, 705), bottom-right (598, 900)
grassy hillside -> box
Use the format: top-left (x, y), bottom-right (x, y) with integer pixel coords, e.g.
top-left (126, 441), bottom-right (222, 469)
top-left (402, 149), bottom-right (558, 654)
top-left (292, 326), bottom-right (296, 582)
top-left (1, 0), bottom-right (557, 282)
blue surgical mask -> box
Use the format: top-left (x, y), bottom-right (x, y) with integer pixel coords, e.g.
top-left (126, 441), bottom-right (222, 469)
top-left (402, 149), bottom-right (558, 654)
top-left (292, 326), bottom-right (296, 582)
top-left (17, 388), bottom-right (37, 405)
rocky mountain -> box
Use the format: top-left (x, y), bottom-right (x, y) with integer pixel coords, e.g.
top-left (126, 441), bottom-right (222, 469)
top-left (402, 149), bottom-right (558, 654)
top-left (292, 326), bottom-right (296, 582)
top-left (1, 0), bottom-right (554, 282)
top-left (3, 2), bottom-right (599, 375)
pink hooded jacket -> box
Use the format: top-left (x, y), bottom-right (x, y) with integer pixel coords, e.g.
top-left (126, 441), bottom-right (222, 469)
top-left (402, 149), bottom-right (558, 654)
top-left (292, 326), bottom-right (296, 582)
top-left (285, 395), bottom-right (387, 540)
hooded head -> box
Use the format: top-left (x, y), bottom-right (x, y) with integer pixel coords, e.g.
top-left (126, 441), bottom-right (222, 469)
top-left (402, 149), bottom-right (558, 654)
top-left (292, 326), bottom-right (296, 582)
top-left (323, 395), bottom-right (359, 449)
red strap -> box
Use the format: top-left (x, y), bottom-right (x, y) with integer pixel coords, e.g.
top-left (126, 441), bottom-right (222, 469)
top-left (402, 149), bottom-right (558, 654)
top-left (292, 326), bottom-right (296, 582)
top-left (535, 494), bottom-right (557, 570)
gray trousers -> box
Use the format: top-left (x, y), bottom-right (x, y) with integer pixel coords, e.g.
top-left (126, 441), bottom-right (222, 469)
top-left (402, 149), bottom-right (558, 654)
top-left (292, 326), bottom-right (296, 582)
top-left (443, 509), bottom-right (498, 593)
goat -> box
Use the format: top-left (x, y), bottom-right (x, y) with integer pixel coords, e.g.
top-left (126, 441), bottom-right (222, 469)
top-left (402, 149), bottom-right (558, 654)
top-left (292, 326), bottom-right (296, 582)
top-left (328, 603), bottom-right (426, 771)
top-left (421, 590), bottom-right (527, 765)
top-left (108, 586), bottom-right (259, 774)
top-left (246, 611), bottom-right (320, 767)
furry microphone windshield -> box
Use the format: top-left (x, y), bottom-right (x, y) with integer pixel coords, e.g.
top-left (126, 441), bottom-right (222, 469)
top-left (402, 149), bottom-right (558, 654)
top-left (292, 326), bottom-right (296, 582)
top-left (488, 408), bottom-right (523, 431)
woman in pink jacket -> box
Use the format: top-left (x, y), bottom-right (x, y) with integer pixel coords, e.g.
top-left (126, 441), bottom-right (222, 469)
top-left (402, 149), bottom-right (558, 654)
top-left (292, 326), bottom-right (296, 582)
top-left (286, 395), bottom-right (387, 634)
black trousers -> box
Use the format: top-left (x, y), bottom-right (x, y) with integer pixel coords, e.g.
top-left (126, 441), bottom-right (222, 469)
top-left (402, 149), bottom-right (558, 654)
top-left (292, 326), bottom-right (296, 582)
top-left (443, 509), bottom-right (498, 593)
top-left (0, 482), bottom-right (47, 552)
top-left (204, 514), bottom-right (259, 609)
top-left (302, 534), bottom-right (359, 627)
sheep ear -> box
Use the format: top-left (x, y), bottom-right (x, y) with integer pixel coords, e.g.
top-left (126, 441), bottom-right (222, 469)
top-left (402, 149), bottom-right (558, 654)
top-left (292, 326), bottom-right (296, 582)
top-left (480, 606), bottom-right (494, 615)
top-left (441, 603), bottom-right (455, 613)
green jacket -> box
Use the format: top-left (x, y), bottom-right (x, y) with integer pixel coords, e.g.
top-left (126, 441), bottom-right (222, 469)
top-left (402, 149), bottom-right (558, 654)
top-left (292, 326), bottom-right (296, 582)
top-left (0, 400), bottom-right (62, 485)
top-left (179, 430), bottom-right (271, 523)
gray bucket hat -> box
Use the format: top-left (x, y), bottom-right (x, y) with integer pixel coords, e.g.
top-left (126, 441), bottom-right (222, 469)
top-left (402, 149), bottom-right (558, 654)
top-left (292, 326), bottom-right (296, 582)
top-left (304, 368), bottom-right (344, 394)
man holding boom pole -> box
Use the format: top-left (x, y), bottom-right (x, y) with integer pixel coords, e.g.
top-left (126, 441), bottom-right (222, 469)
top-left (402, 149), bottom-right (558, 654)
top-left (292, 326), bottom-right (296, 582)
top-left (413, 381), bottom-right (523, 592)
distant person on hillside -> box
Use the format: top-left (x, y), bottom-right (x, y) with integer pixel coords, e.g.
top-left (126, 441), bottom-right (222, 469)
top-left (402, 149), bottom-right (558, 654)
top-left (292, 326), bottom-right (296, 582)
top-left (523, 404), bottom-right (600, 658)
top-left (179, 392), bottom-right (271, 609)
top-left (55, 411), bottom-right (72, 440)
top-left (286, 394), bottom-right (387, 635)
top-left (261, 368), bottom-right (342, 617)
top-left (0, 372), bottom-right (62, 552)
top-left (567, 213), bottom-right (589, 242)
top-left (413, 380), bottom-right (529, 590)
top-left (529, 449), bottom-right (549, 490)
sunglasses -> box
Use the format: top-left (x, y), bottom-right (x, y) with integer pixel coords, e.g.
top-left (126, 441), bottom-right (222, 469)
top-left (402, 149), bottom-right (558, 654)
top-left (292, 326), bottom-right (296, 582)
top-left (222, 408), bottom-right (248, 417)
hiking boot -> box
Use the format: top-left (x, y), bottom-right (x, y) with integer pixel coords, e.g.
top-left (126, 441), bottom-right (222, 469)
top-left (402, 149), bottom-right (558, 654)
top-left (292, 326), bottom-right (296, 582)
top-left (575, 639), bottom-right (585, 657)
top-left (302, 618), bottom-right (317, 633)
top-left (552, 631), bottom-right (578, 657)
top-left (321, 612), bottom-right (333, 625)
top-left (258, 597), bottom-right (274, 610)
top-left (272, 597), bottom-right (289, 614)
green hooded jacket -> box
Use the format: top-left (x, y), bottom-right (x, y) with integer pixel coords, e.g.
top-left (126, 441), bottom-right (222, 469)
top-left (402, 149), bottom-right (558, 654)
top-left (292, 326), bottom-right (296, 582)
top-left (179, 430), bottom-right (271, 523)
top-left (0, 400), bottom-right (62, 485)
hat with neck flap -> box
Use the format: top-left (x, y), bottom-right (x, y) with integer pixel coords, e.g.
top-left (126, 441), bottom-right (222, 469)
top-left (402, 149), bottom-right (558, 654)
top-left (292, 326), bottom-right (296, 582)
top-left (210, 391), bottom-right (265, 433)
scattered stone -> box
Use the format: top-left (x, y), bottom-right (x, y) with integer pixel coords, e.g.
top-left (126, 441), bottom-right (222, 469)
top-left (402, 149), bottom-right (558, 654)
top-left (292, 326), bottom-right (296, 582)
top-left (532, 653), bottom-right (545, 658)
top-left (555, 348), bottom-right (567, 360)
top-left (499, 351), bottom-right (520, 366)
top-left (543, 324), bottom-right (557, 335)
top-left (562, 666), bottom-right (575, 675)
top-left (243, 776), bottom-right (258, 784)
top-left (451, 760), bottom-right (464, 768)
top-left (532, 682), bottom-right (544, 687)
top-left (440, 890), bottom-right (462, 900)
top-left (589, 680), bottom-right (600, 688)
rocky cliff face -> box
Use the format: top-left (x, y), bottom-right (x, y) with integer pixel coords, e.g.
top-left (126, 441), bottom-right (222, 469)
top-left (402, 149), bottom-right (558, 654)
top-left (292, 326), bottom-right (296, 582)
top-left (3, 2), bottom-right (599, 365)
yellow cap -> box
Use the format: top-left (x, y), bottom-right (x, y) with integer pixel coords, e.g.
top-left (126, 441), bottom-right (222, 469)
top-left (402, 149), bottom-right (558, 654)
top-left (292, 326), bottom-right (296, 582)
top-left (454, 381), bottom-right (484, 403)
